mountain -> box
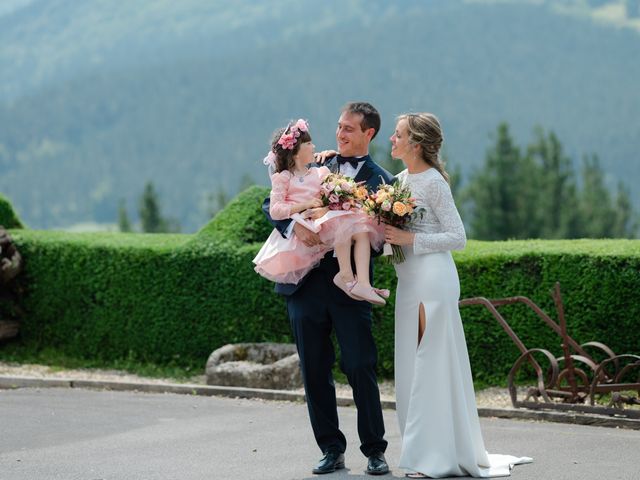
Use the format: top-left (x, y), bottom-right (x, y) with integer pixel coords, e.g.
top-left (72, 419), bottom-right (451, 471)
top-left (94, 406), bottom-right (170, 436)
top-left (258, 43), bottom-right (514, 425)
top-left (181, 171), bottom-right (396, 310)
top-left (0, 0), bottom-right (638, 231)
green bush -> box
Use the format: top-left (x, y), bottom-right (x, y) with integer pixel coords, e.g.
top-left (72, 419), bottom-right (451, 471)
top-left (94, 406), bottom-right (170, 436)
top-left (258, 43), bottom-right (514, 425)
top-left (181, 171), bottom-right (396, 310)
top-left (6, 186), bottom-right (640, 385)
top-left (193, 185), bottom-right (272, 245)
top-left (10, 229), bottom-right (288, 370)
top-left (0, 193), bottom-right (24, 229)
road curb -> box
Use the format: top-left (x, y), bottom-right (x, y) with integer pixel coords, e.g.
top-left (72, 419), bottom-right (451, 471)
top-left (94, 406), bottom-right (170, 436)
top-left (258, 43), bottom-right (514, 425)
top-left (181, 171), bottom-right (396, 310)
top-left (1, 375), bottom-right (638, 430)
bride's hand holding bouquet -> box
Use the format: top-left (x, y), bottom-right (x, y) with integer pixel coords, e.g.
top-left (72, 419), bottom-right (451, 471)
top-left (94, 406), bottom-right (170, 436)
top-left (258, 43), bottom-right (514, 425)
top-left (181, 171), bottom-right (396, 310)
top-left (363, 181), bottom-right (419, 263)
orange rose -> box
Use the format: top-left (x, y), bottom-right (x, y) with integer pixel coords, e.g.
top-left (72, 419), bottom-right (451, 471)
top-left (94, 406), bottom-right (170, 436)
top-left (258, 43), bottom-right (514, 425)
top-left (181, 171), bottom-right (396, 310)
top-left (392, 201), bottom-right (409, 216)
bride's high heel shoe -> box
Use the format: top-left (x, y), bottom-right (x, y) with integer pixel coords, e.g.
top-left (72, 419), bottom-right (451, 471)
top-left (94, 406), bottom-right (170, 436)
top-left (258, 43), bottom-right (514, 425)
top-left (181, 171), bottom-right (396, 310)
top-left (406, 473), bottom-right (428, 479)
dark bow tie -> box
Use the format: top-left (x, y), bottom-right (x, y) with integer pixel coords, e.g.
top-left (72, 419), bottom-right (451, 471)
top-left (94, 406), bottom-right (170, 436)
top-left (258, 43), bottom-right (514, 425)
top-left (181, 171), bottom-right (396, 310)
top-left (336, 156), bottom-right (365, 169)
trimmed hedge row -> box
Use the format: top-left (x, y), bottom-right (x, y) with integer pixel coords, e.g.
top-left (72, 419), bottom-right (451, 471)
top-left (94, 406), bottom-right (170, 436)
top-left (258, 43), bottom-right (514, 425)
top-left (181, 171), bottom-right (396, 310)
top-left (7, 186), bottom-right (640, 383)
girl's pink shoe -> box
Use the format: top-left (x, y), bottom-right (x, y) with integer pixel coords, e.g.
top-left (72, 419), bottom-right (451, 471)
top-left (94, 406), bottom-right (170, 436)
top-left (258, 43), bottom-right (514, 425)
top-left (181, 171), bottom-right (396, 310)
top-left (373, 288), bottom-right (390, 299)
top-left (350, 282), bottom-right (386, 306)
top-left (333, 274), bottom-right (360, 300)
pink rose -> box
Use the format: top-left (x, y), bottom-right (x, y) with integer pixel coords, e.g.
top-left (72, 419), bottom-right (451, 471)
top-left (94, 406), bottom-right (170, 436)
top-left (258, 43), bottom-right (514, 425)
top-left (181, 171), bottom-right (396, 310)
top-left (295, 119), bottom-right (308, 132)
top-left (342, 202), bottom-right (352, 210)
top-left (278, 133), bottom-right (296, 150)
top-left (329, 194), bottom-right (340, 204)
top-left (381, 200), bottom-right (392, 211)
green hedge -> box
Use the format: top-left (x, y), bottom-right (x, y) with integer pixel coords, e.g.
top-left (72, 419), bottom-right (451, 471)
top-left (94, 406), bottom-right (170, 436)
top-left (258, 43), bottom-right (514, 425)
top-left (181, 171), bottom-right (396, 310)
top-left (0, 193), bottom-right (24, 229)
top-left (7, 186), bottom-right (640, 384)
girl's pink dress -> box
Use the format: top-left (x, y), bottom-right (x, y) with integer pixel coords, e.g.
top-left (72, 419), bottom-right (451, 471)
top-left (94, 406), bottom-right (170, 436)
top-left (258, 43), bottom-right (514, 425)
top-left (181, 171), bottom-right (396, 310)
top-left (253, 166), bottom-right (384, 284)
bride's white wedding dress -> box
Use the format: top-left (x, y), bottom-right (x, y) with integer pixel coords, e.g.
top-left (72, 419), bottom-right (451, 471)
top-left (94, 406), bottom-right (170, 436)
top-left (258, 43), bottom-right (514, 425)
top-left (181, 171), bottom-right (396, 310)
top-left (393, 168), bottom-right (532, 478)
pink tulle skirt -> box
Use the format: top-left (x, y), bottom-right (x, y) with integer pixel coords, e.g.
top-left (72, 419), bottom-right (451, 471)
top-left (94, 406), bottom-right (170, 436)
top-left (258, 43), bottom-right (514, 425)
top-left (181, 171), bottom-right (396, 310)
top-left (253, 210), bottom-right (385, 285)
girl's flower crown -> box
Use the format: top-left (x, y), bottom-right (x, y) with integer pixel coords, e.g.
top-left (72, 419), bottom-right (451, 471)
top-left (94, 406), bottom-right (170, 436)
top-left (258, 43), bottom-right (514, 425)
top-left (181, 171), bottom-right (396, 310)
top-left (278, 119), bottom-right (309, 150)
top-left (263, 119), bottom-right (310, 169)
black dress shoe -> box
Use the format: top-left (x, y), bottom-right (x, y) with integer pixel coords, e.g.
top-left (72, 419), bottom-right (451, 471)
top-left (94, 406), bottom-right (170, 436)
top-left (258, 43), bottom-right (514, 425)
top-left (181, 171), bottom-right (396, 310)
top-left (366, 451), bottom-right (389, 475)
top-left (312, 451), bottom-right (345, 474)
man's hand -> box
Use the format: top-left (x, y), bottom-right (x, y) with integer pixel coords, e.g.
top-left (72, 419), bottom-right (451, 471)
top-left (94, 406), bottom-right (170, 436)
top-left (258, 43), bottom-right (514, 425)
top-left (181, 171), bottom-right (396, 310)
top-left (314, 150), bottom-right (339, 165)
top-left (304, 198), bottom-right (324, 210)
top-left (307, 206), bottom-right (329, 220)
top-left (294, 222), bottom-right (323, 247)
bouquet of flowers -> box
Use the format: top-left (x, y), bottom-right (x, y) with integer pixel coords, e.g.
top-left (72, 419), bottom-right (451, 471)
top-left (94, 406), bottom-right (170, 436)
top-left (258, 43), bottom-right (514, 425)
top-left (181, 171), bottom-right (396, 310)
top-left (363, 180), bottom-right (419, 264)
top-left (320, 173), bottom-right (369, 211)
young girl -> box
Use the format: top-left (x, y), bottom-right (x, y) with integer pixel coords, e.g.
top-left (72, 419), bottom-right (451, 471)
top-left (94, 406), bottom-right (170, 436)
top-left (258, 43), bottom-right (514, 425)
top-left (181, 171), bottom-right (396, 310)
top-left (253, 119), bottom-right (388, 305)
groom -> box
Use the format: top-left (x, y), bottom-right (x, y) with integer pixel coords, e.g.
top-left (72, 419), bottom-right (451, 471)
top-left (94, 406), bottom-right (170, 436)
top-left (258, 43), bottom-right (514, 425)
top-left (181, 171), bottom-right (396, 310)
top-left (262, 102), bottom-right (393, 475)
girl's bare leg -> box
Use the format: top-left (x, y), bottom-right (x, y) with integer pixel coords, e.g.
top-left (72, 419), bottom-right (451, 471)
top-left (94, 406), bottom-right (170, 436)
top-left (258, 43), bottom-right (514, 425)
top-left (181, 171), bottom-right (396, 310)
top-left (353, 232), bottom-right (371, 287)
top-left (334, 241), bottom-right (355, 282)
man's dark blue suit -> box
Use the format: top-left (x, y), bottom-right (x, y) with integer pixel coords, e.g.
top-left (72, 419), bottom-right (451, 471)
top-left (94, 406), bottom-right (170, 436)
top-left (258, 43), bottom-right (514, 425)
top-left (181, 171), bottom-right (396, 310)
top-left (261, 155), bottom-right (394, 457)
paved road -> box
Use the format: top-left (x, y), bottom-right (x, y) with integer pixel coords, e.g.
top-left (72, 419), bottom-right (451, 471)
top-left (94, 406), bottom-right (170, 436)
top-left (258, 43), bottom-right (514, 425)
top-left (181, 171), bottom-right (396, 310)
top-left (0, 388), bottom-right (638, 480)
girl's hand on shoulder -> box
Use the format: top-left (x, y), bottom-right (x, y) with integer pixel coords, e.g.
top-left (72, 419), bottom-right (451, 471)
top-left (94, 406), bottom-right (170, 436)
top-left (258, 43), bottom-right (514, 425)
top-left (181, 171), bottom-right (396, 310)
top-left (314, 150), bottom-right (339, 165)
top-left (384, 224), bottom-right (415, 246)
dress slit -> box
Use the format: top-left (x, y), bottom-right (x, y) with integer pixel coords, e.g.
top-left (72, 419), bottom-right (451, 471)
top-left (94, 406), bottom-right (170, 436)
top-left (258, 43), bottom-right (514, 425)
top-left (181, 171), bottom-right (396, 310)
top-left (417, 302), bottom-right (427, 347)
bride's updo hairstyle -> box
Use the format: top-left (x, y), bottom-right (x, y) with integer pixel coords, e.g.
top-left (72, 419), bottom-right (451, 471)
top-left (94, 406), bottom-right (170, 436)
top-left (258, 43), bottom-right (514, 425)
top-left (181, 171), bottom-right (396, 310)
top-left (270, 120), bottom-right (312, 173)
top-left (398, 113), bottom-right (449, 184)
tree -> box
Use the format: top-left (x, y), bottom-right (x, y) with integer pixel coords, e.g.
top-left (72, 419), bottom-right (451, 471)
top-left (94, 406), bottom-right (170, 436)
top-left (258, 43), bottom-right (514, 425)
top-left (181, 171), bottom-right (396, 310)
top-left (138, 181), bottom-right (170, 233)
top-left (370, 143), bottom-right (404, 176)
top-left (612, 181), bottom-right (638, 238)
top-left (443, 152), bottom-right (462, 200)
top-left (202, 187), bottom-right (230, 220)
top-left (117, 198), bottom-right (133, 232)
top-left (464, 123), bottom-right (541, 240)
top-left (576, 155), bottom-right (616, 238)
top-left (526, 128), bottom-right (581, 238)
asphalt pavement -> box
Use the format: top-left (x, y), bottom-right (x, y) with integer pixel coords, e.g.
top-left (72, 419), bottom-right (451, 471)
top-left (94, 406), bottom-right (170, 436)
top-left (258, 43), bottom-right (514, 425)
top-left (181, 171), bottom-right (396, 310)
top-left (1, 387), bottom-right (638, 480)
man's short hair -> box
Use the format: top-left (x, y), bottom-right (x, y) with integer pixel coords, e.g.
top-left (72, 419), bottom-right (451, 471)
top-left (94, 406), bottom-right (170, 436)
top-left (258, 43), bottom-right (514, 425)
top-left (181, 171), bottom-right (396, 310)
top-left (342, 102), bottom-right (381, 140)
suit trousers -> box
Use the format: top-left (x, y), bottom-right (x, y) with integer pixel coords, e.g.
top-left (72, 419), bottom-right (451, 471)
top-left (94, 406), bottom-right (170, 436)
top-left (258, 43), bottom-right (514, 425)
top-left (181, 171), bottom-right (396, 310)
top-left (286, 265), bottom-right (388, 457)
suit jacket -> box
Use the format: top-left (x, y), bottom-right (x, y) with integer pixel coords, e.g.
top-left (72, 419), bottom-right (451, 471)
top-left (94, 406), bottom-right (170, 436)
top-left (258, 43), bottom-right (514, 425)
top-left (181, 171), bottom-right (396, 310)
top-left (261, 154), bottom-right (395, 296)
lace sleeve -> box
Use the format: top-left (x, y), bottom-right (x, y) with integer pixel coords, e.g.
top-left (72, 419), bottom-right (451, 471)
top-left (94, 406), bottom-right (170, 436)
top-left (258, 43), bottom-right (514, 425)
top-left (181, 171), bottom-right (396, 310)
top-left (413, 177), bottom-right (466, 254)
top-left (269, 172), bottom-right (294, 220)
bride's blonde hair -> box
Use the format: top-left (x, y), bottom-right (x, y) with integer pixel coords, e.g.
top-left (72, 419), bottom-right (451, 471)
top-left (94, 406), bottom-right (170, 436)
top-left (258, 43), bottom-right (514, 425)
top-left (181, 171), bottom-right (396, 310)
top-left (398, 113), bottom-right (449, 184)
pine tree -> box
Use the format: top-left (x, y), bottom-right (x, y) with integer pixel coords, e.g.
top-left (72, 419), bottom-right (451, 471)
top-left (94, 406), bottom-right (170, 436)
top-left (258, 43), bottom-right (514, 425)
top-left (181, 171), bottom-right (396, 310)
top-left (203, 187), bottom-right (229, 220)
top-left (445, 153), bottom-right (462, 199)
top-left (612, 181), bottom-right (638, 238)
top-left (527, 128), bottom-right (581, 238)
top-left (138, 181), bottom-right (167, 233)
top-left (465, 123), bottom-right (540, 240)
top-left (117, 198), bottom-right (132, 232)
top-left (577, 155), bottom-right (616, 238)
top-left (370, 143), bottom-right (404, 176)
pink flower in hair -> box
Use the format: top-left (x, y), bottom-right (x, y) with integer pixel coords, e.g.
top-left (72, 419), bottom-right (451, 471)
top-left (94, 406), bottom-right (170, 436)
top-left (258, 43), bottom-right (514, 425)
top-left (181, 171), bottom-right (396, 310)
top-left (278, 133), bottom-right (296, 150)
top-left (294, 119), bottom-right (309, 132)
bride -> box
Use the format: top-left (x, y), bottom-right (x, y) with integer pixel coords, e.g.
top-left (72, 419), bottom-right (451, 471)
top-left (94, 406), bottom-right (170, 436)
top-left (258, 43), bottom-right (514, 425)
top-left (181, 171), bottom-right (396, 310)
top-left (383, 113), bottom-right (532, 478)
